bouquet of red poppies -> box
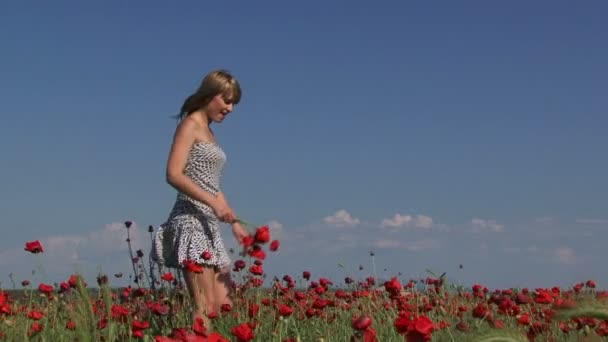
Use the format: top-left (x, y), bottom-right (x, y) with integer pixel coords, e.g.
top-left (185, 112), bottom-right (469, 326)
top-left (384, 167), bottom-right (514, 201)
top-left (234, 219), bottom-right (280, 259)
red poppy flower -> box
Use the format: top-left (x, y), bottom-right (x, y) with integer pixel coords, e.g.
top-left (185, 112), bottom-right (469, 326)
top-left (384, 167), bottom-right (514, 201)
top-left (319, 278), bottom-right (333, 287)
top-left (231, 322), bottom-right (254, 341)
top-left (208, 332), bottom-right (230, 342)
top-left (24, 240), bottom-right (43, 254)
top-left (254, 225), bottom-right (270, 243)
top-left (384, 277), bottom-right (402, 296)
top-left (132, 320), bottom-right (150, 331)
top-left (352, 315), bottom-right (372, 330)
top-left (192, 317), bottom-right (206, 336)
top-left (233, 260), bottom-right (246, 272)
top-left (111, 304), bottom-right (130, 321)
top-left (534, 289), bottom-right (554, 304)
top-left (410, 316), bottom-right (434, 341)
top-left (269, 240), bottom-right (280, 251)
top-left (29, 322), bottom-right (43, 334)
top-left (456, 321), bottom-right (469, 332)
top-left (489, 318), bottom-right (504, 329)
top-left (362, 327), bottom-right (378, 342)
top-left (312, 299), bottom-right (330, 309)
top-left (68, 274), bottom-right (87, 288)
top-left (250, 277), bottom-right (263, 287)
top-left (242, 235), bottom-right (255, 247)
top-left (66, 320), bottom-right (76, 330)
top-left (161, 272), bottom-right (175, 282)
top-left (28, 310), bottom-right (44, 320)
top-left (306, 308), bottom-right (318, 318)
top-left (248, 245), bottom-right (266, 260)
top-left (182, 260), bottom-right (204, 273)
top-left (517, 313), bottom-right (531, 326)
top-left (279, 304), bottom-right (294, 317)
top-left (97, 318), bottom-right (107, 330)
top-left (249, 265), bottom-right (264, 276)
top-left (38, 283), bottom-right (53, 294)
top-left (248, 304), bottom-right (259, 317)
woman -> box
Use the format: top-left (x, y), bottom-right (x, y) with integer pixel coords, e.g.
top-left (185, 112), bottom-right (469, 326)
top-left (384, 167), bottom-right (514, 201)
top-left (152, 69), bottom-right (250, 327)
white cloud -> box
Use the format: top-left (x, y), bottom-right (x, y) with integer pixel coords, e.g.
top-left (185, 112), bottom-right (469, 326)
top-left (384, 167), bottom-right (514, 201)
top-left (518, 245), bottom-right (578, 265)
top-left (373, 239), bottom-right (403, 248)
top-left (45, 236), bottom-right (84, 260)
top-left (470, 218), bottom-right (504, 233)
top-left (266, 220), bottom-right (284, 240)
top-left (414, 215), bottom-right (433, 229)
top-left (1, 222), bottom-right (142, 266)
top-left (372, 238), bottom-right (439, 251)
top-left (503, 246), bottom-right (521, 254)
top-left (406, 239), bottom-right (440, 251)
top-left (267, 220), bottom-right (283, 230)
top-left (381, 214), bottom-right (412, 228)
top-left (381, 213), bottom-right (433, 229)
top-left (86, 222), bottom-right (145, 255)
top-left (576, 218), bottom-right (608, 225)
top-left (504, 245), bottom-right (539, 255)
top-left (554, 247), bottom-right (577, 265)
top-left (535, 216), bottom-right (555, 224)
top-left (323, 210), bottom-right (360, 227)
top-left (527, 245), bottom-right (540, 253)
top-left (0, 222), bottom-right (146, 286)
top-left (335, 234), bottom-right (358, 249)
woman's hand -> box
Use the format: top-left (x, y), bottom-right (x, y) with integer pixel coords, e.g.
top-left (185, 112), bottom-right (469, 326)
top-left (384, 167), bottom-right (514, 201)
top-left (212, 200), bottom-right (236, 223)
top-left (231, 222), bottom-right (250, 246)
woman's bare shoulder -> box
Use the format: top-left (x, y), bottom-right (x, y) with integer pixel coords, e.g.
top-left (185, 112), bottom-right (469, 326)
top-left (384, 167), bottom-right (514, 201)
top-left (173, 116), bottom-right (202, 140)
top-left (178, 115), bottom-right (215, 143)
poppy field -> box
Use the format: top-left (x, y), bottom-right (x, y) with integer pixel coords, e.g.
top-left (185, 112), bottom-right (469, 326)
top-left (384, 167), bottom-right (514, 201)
top-left (2, 222), bottom-right (607, 341)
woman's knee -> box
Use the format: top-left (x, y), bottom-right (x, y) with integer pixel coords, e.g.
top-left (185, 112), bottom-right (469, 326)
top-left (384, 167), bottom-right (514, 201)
top-left (217, 267), bottom-right (235, 288)
top-left (205, 301), bottom-right (217, 314)
top-left (217, 271), bottom-right (232, 286)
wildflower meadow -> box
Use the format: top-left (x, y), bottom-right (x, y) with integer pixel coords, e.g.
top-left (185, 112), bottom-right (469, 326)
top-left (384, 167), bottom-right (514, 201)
top-left (1, 221), bottom-right (607, 341)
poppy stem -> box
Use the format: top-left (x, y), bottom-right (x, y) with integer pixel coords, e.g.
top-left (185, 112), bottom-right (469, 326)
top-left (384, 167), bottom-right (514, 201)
top-left (125, 226), bottom-right (141, 289)
top-left (148, 231), bottom-right (157, 291)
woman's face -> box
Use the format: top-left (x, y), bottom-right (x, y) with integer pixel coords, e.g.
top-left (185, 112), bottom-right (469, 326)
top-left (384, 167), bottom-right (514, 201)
top-left (206, 93), bottom-right (235, 123)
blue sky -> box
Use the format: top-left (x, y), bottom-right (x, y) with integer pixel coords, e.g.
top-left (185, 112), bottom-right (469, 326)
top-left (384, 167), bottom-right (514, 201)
top-left (0, 1), bottom-right (606, 290)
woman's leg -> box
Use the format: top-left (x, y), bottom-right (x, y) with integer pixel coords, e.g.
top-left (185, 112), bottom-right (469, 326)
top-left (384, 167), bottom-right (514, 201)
top-left (193, 266), bottom-right (218, 327)
top-left (214, 264), bottom-right (235, 310)
top-left (184, 267), bottom-right (217, 328)
top-left (182, 269), bottom-right (205, 321)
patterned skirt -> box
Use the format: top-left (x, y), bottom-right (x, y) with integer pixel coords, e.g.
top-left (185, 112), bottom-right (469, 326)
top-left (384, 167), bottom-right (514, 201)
top-left (151, 199), bottom-right (231, 269)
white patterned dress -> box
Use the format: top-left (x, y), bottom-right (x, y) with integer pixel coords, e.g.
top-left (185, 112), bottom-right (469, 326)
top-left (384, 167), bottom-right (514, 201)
top-left (151, 141), bottom-right (231, 270)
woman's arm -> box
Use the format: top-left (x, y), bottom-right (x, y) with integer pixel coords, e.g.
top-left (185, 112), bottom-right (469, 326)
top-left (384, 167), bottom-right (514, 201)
top-left (165, 118), bottom-right (235, 222)
top-left (217, 192), bottom-right (250, 245)
top-left (218, 191), bottom-right (243, 226)
top-left (217, 192), bottom-right (231, 213)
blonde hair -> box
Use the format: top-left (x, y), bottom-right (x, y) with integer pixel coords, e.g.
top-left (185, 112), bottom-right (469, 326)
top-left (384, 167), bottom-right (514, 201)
top-left (177, 69), bottom-right (242, 120)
